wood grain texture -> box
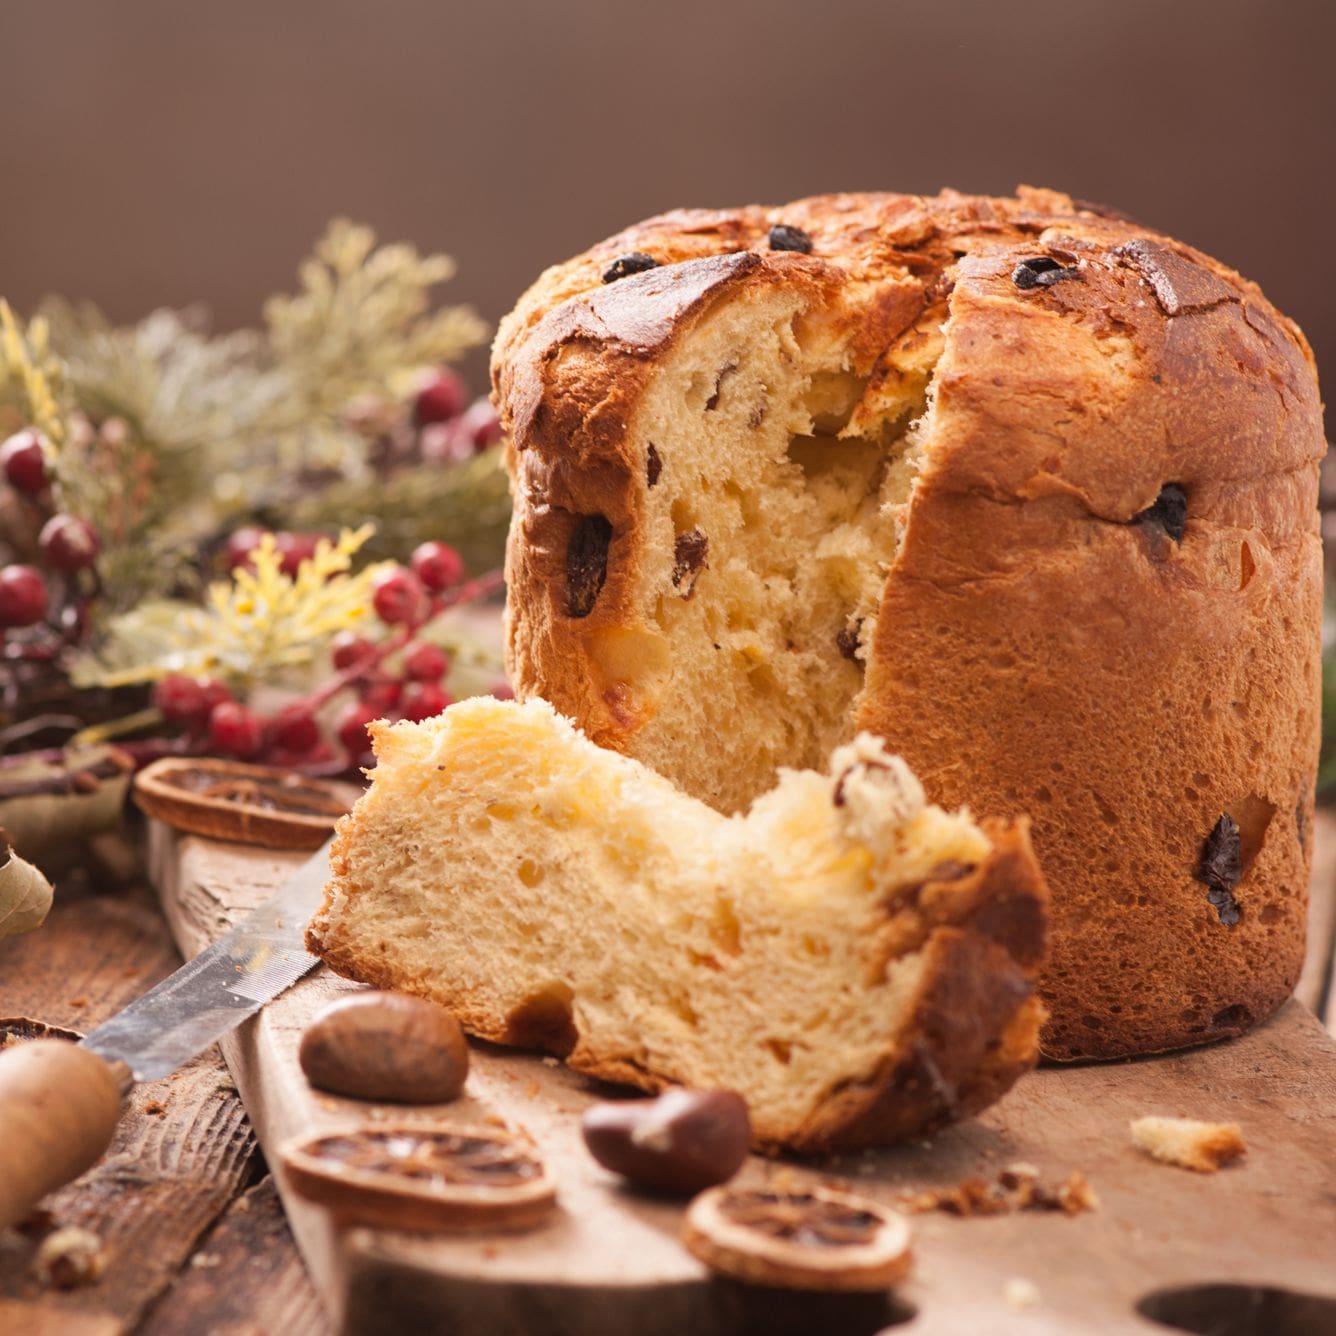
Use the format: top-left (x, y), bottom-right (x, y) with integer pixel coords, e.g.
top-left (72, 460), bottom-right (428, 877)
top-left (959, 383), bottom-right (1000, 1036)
top-left (0, 874), bottom-right (266, 1333)
top-left (155, 824), bottom-right (1336, 1336)
top-left (139, 1178), bottom-right (328, 1336)
top-left (1298, 809), bottom-right (1336, 1022)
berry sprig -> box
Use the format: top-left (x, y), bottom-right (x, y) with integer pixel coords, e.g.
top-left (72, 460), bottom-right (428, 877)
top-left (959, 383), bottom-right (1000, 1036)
top-left (149, 538), bottom-right (505, 776)
top-left (365, 367), bottom-right (504, 473)
top-left (0, 360), bottom-right (510, 770)
top-left (0, 430), bottom-right (101, 658)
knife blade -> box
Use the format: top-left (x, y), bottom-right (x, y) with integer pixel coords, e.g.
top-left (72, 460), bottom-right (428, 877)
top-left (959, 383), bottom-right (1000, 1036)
top-left (82, 838), bottom-right (330, 1081)
top-left (0, 838), bottom-right (332, 1229)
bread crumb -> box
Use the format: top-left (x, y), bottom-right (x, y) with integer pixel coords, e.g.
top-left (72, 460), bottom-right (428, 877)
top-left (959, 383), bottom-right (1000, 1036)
top-left (1004, 1277), bottom-right (1041, 1309)
top-left (190, 1252), bottom-right (221, 1268)
top-left (32, 1227), bottom-right (105, 1289)
top-left (142, 1099), bottom-right (167, 1117)
top-left (1055, 1171), bottom-right (1100, 1214)
top-left (900, 1167), bottom-right (1097, 1217)
top-left (1130, 1116), bottom-right (1246, 1173)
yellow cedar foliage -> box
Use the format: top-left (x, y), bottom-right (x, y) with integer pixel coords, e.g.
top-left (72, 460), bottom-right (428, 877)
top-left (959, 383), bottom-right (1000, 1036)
top-left (74, 526), bottom-right (392, 689)
top-left (0, 300), bottom-right (66, 445)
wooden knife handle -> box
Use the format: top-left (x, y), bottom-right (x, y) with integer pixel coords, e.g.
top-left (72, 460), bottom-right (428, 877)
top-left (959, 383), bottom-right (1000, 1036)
top-left (0, 1039), bottom-right (126, 1229)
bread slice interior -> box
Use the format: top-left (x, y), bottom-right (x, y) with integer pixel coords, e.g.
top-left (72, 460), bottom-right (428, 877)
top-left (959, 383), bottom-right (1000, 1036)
top-left (580, 281), bottom-right (946, 814)
top-left (308, 696), bottom-right (1046, 1152)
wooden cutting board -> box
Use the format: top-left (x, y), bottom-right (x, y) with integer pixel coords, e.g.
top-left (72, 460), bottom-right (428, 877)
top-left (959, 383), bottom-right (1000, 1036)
top-left (147, 822), bottom-right (1336, 1336)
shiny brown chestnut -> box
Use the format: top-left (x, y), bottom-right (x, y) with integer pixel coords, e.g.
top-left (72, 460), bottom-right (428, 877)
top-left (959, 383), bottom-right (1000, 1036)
top-left (581, 1088), bottom-right (750, 1193)
top-left (299, 990), bottom-right (469, 1103)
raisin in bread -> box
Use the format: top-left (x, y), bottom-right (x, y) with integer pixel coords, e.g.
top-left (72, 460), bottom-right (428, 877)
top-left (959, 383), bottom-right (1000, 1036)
top-left (492, 186), bottom-right (1324, 1061)
top-left (306, 697), bottom-right (1047, 1153)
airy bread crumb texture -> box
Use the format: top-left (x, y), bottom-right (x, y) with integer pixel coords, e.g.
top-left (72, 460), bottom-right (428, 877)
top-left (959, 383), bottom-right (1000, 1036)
top-left (584, 286), bottom-right (940, 815)
top-left (1129, 1115), bottom-right (1247, 1173)
top-left (308, 696), bottom-right (1048, 1152)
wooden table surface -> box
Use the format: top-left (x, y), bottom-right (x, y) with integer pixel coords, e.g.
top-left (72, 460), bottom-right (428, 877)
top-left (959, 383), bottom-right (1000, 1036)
top-left (1, 814), bottom-right (1334, 1335)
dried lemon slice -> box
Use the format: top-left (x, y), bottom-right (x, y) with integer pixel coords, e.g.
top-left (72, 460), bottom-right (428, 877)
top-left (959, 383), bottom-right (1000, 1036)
top-left (682, 1185), bottom-right (911, 1290)
top-left (134, 758), bottom-right (359, 849)
top-left (281, 1122), bottom-right (557, 1232)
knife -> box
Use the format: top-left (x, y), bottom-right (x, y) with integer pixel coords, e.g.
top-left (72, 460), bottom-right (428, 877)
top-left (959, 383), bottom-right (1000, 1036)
top-left (0, 838), bottom-right (331, 1230)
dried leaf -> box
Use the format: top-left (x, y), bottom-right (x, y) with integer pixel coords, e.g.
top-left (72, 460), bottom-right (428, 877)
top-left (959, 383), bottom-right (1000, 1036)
top-left (0, 746), bottom-right (134, 859)
top-left (0, 834), bottom-right (54, 939)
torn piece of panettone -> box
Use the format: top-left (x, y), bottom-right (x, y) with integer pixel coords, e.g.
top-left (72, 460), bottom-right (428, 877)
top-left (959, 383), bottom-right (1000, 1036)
top-left (1130, 1116), bottom-right (1247, 1173)
top-left (307, 695), bottom-right (1050, 1154)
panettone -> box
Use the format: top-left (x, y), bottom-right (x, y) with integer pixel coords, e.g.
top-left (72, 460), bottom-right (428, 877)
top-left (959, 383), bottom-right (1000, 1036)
top-left (306, 697), bottom-right (1048, 1153)
top-left (492, 186), bottom-right (1325, 1060)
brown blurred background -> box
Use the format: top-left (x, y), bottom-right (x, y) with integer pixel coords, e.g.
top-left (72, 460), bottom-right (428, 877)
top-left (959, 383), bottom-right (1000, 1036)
top-left (2, 0), bottom-right (1333, 415)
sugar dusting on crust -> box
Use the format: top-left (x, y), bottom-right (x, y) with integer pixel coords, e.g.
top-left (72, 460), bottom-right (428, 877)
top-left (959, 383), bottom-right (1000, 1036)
top-left (828, 732), bottom-right (925, 856)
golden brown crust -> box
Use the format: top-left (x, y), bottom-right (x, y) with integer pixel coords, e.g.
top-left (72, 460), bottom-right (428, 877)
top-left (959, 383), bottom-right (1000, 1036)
top-left (492, 186), bottom-right (1324, 1061)
top-left (782, 821), bottom-right (1047, 1154)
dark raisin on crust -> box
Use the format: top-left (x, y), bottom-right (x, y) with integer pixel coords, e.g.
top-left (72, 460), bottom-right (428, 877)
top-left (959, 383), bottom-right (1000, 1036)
top-left (767, 224), bottom-right (813, 254)
top-left (1011, 256), bottom-right (1080, 291)
top-left (1133, 483), bottom-right (1188, 542)
top-left (672, 529), bottom-right (709, 598)
top-left (1195, 814), bottom-right (1243, 926)
top-left (602, 252), bottom-right (659, 283)
top-left (566, 515), bottom-right (613, 618)
top-left (646, 444), bottom-right (662, 488)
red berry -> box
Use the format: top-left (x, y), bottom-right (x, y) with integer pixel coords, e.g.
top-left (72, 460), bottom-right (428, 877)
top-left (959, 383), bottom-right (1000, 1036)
top-left (460, 398), bottom-right (504, 450)
top-left (402, 641), bottom-right (449, 682)
top-left (275, 531), bottom-right (321, 577)
top-left (400, 681), bottom-right (451, 722)
top-left (197, 677), bottom-right (234, 717)
top-left (413, 368), bottom-right (468, 426)
top-left (223, 526), bottom-right (269, 571)
top-left (410, 541), bottom-right (465, 594)
top-left (208, 701), bottom-right (263, 758)
top-left (38, 515), bottom-right (100, 572)
top-left (360, 677), bottom-right (402, 714)
top-left (372, 567), bottom-right (426, 626)
top-left (491, 680), bottom-right (515, 701)
top-left (418, 420), bottom-right (475, 466)
top-left (153, 674), bottom-right (208, 726)
top-left (336, 701), bottom-right (379, 755)
top-left (0, 565), bottom-right (48, 627)
top-left (270, 704), bottom-right (320, 755)
top-left (331, 631), bottom-right (377, 672)
top-left (1, 431), bottom-right (49, 494)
